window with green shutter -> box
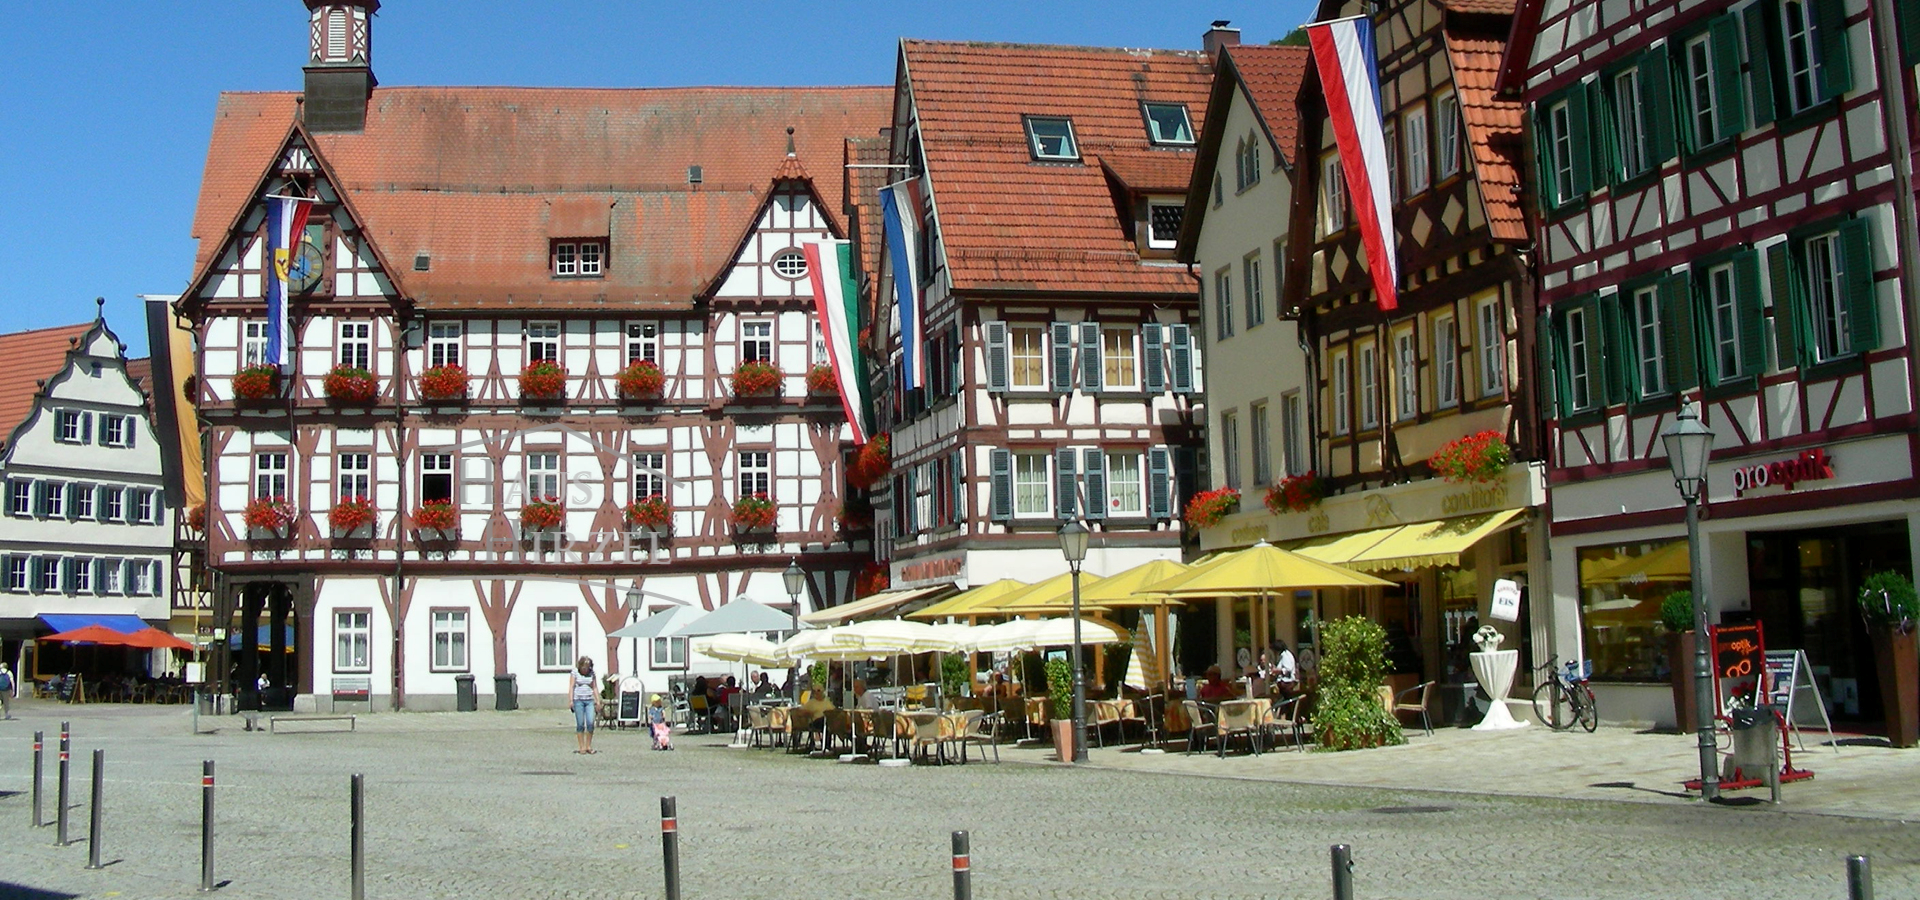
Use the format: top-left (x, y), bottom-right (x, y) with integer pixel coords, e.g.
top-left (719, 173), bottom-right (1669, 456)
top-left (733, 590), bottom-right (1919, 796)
top-left (1533, 83), bottom-right (1596, 209)
top-left (1785, 217), bottom-right (1879, 367)
top-left (1677, 16), bottom-right (1748, 153)
top-left (1759, 0), bottom-right (1854, 120)
top-left (1556, 298), bottom-right (1606, 416)
top-left (1731, 250), bottom-right (1770, 379)
top-left (1598, 294), bottom-right (1632, 404)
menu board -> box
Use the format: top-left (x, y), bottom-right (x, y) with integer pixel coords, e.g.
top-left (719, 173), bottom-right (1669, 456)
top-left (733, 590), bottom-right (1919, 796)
top-left (1710, 622), bottom-right (1767, 700)
top-left (619, 690), bottom-right (643, 722)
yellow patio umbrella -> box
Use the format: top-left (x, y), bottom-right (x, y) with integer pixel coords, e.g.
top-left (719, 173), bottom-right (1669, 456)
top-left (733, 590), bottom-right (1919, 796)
top-left (906, 578), bottom-right (1032, 621)
top-left (1143, 541), bottom-right (1393, 596)
top-left (1080, 559), bottom-right (1192, 607)
top-left (978, 571), bottom-right (1111, 614)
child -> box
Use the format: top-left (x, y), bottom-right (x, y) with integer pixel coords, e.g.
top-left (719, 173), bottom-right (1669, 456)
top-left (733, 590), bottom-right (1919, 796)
top-left (648, 694), bottom-right (673, 750)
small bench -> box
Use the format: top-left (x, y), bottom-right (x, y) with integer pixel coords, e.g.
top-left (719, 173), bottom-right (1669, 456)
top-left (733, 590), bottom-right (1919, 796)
top-left (330, 677), bottom-right (373, 713)
top-left (270, 714), bottom-right (357, 733)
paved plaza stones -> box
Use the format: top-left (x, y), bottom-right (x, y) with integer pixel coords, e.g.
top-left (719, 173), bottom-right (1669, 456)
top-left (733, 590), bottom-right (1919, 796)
top-left (0, 701), bottom-right (1914, 899)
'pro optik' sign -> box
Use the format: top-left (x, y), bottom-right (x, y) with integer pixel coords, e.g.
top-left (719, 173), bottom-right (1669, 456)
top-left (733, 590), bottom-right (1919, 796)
top-left (1731, 447), bottom-right (1836, 496)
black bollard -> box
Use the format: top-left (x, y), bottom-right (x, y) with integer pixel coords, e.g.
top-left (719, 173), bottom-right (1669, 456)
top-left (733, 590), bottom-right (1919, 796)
top-left (31, 730), bottom-right (43, 828)
top-left (86, 749), bottom-right (104, 869)
top-left (660, 796), bottom-right (679, 900)
top-left (56, 722), bottom-right (70, 846)
top-left (1847, 855), bottom-right (1872, 900)
top-left (951, 830), bottom-right (972, 900)
top-left (1331, 844), bottom-right (1354, 900)
top-left (350, 774), bottom-right (365, 900)
top-left (200, 761), bottom-right (215, 892)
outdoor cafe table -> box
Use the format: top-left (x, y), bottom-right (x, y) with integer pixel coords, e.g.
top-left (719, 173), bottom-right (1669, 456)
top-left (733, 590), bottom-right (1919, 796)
top-left (1210, 698), bottom-right (1271, 754)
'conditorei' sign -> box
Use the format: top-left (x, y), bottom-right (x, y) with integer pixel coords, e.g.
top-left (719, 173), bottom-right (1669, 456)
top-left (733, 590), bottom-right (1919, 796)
top-left (1732, 448), bottom-right (1835, 496)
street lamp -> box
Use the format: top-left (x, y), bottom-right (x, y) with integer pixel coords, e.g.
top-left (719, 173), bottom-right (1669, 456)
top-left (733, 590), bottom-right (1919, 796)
top-left (1661, 402), bottom-right (1718, 801)
top-left (783, 559), bottom-right (805, 703)
top-left (1058, 519), bottom-right (1091, 763)
top-left (625, 583), bottom-right (642, 676)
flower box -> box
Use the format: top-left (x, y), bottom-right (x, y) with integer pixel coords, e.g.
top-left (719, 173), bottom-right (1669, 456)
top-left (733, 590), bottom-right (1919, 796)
top-left (1184, 487), bottom-right (1240, 529)
top-left (518, 360), bottom-right (568, 401)
top-left (1428, 431), bottom-right (1512, 484)
top-left (243, 497), bottom-right (296, 540)
top-left (232, 365), bottom-right (280, 401)
top-left (624, 495), bottom-right (672, 534)
top-left (323, 365), bottom-right (378, 403)
top-left (519, 499), bottom-right (565, 532)
top-left (805, 364), bottom-right (838, 396)
top-left (731, 361), bottom-right (783, 398)
top-left (731, 493), bottom-right (777, 531)
top-left (617, 361), bottom-right (666, 400)
top-left (1265, 473), bottom-right (1327, 514)
top-left (413, 500), bottom-right (459, 541)
top-left (328, 497), bottom-right (376, 538)
top-left (185, 502), bottom-right (207, 533)
top-left (417, 364), bottom-right (470, 403)
top-left (847, 435), bottom-right (890, 490)
top-left (837, 498), bottom-right (874, 532)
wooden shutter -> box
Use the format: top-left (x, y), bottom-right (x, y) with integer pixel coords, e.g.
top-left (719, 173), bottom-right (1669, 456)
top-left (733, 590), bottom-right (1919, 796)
top-left (1709, 15), bottom-right (1748, 143)
top-left (1639, 45), bottom-right (1678, 164)
top-left (985, 321), bottom-right (1009, 392)
top-left (1767, 242), bottom-right (1804, 370)
top-left (1583, 79), bottom-right (1617, 189)
top-left (61, 558), bottom-right (75, 595)
top-left (1054, 448), bottom-right (1077, 520)
top-left (32, 481), bottom-right (46, 518)
top-left (1732, 249), bottom-right (1770, 377)
top-left (1169, 325), bottom-right (1194, 394)
top-left (949, 322), bottom-right (964, 397)
top-left (1143, 324), bottom-right (1165, 393)
top-left (1079, 322), bottom-right (1101, 392)
top-left (1147, 447), bottom-right (1172, 519)
top-left (80, 413), bottom-right (92, 446)
top-left (1082, 449), bottom-right (1106, 521)
top-left (989, 449), bottom-right (1012, 522)
top-left (1564, 85), bottom-right (1594, 198)
top-left (1813, 0), bottom-right (1853, 100)
top-left (1742, 3), bottom-right (1779, 126)
top-left (1660, 274), bottom-right (1699, 390)
top-left (1538, 306), bottom-right (1559, 420)
top-left (1531, 103), bottom-right (1560, 209)
top-left (950, 452), bottom-right (965, 525)
top-left (1598, 294), bottom-right (1630, 404)
top-left (1577, 297), bottom-right (1609, 409)
top-left (1051, 322), bottom-right (1074, 393)
top-left (1174, 447), bottom-right (1200, 511)
top-left (1837, 218), bottom-right (1879, 354)
top-left (122, 416), bottom-right (135, 448)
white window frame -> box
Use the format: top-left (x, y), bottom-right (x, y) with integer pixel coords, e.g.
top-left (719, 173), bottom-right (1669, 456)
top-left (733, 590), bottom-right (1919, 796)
top-left (420, 453), bottom-right (454, 504)
top-left (428, 322), bottom-right (461, 368)
top-left (526, 452), bottom-right (561, 504)
top-left (1358, 343), bottom-right (1380, 430)
top-left (539, 609), bottom-right (576, 672)
top-left (1435, 91), bottom-right (1461, 179)
top-left (1321, 153), bottom-right (1347, 234)
top-left (1404, 103), bottom-right (1431, 196)
top-left (1332, 352), bottom-right (1352, 436)
top-left (36, 557), bottom-right (60, 594)
top-left (738, 450), bottom-right (770, 499)
top-left (1144, 102), bottom-right (1195, 145)
top-left (1395, 329), bottom-right (1419, 422)
top-left (334, 610), bottom-right (372, 673)
top-left (740, 320), bottom-right (774, 364)
top-left (45, 482), bottom-right (65, 519)
top-left (134, 489), bottom-right (156, 525)
top-left (1780, 0), bottom-right (1820, 114)
top-left (1684, 33), bottom-right (1721, 149)
top-left (626, 321), bottom-right (660, 365)
top-left (577, 241), bottom-right (603, 276)
top-left (1548, 99), bottom-right (1577, 204)
top-left (770, 248), bottom-right (809, 280)
top-left (57, 410), bottom-right (87, 444)
top-left (1009, 324), bottom-right (1046, 389)
top-left (72, 484), bottom-right (94, 520)
top-left (1214, 268), bottom-right (1234, 340)
top-left (1477, 299), bottom-right (1506, 398)
top-left (132, 559), bottom-right (157, 596)
top-left (243, 321), bottom-right (270, 367)
top-left (553, 242), bottom-right (578, 276)
top-left (1632, 285), bottom-right (1668, 397)
top-left (1100, 326), bottom-right (1137, 390)
top-left (1235, 134), bottom-right (1262, 191)
top-left (1613, 67), bottom-right (1650, 177)
top-left (1012, 452), bottom-right (1050, 518)
top-left (72, 557), bottom-right (93, 594)
top-left (1244, 253), bottom-right (1264, 328)
top-left (1566, 307), bottom-right (1596, 411)
top-left (255, 451), bottom-right (289, 501)
top-left (1250, 402), bottom-right (1273, 486)
top-left (1282, 392), bottom-right (1305, 477)
top-left (102, 415), bottom-right (126, 448)
top-left (652, 635), bottom-right (687, 667)
top-left (1146, 201), bottom-right (1183, 249)
top-left (1805, 232), bottom-right (1851, 362)
top-left (1382, 122), bottom-right (1399, 198)
top-left (338, 452), bottom-right (372, 503)
top-left (101, 558), bottom-right (124, 595)
top-left (338, 321), bottom-right (372, 370)
top-left (431, 609), bottom-right (469, 672)
top-left (633, 451), bottom-right (667, 502)
top-left (1707, 263), bottom-right (1742, 381)
top-left (1434, 314), bottom-right (1459, 409)
top-left (526, 321), bottom-right (561, 363)
top-left (8, 479), bottom-right (31, 517)
top-left (1106, 452), bottom-right (1144, 517)
top-left (1024, 116), bottom-right (1078, 160)
top-left (101, 486), bottom-right (122, 522)
top-left (1220, 410), bottom-right (1242, 490)
top-left (6, 556), bottom-right (27, 593)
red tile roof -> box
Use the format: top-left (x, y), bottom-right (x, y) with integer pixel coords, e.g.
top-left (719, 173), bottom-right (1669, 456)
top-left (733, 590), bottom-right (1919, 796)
top-left (842, 135), bottom-right (892, 342)
top-left (0, 323), bottom-right (95, 446)
top-left (1444, 25), bottom-right (1529, 242)
top-left (188, 87), bottom-right (891, 311)
top-left (1224, 44), bottom-right (1310, 168)
top-left (1439, 0), bottom-right (1517, 13)
top-left (900, 40), bottom-right (1213, 295)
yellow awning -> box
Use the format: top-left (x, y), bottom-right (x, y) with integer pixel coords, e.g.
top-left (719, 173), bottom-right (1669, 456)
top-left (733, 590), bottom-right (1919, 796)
top-left (906, 579), bottom-right (1031, 620)
top-left (982, 572), bottom-right (1110, 613)
top-left (1078, 559), bottom-right (1191, 606)
top-left (1292, 526), bottom-right (1401, 564)
top-left (1342, 509), bottom-right (1525, 572)
top-left (1144, 542), bottom-right (1393, 597)
top-left (799, 585), bottom-right (953, 626)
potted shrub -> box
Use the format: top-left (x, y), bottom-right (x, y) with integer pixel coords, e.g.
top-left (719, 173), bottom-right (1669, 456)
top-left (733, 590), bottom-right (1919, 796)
top-left (518, 360), bottom-right (567, 401)
top-left (1857, 571), bottom-right (1918, 748)
top-left (1184, 487), bottom-right (1241, 529)
top-left (1661, 590), bottom-right (1700, 734)
top-left (328, 496), bottom-right (376, 538)
top-left (616, 361), bottom-right (665, 400)
top-left (232, 364), bottom-right (279, 401)
top-left (731, 493), bottom-right (776, 532)
top-left (940, 653), bottom-right (968, 705)
top-left (1045, 655), bottom-right (1075, 760)
top-left (322, 365), bottom-right (378, 403)
top-left (413, 499), bottom-right (458, 540)
top-left (1312, 616), bottom-right (1406, 751)
top-left (1428, 430), bottom-right (1512, 483)
top-left (243, 497), bottom-right (296, 540)
top-left (519, 499), bottom-right (565, 533)
top-left (731, 360), bottom-right (783, 398)
top-left (1264, 472), bottom-right (1326, 514)
top-left (847, 435), bottom-right (890, 490)
top-left (417, 364), bottom-right (469, 403)
top-left (805, 363), bottom-right (838, 396)
top-left (624, 495), bottom-right (672, 535)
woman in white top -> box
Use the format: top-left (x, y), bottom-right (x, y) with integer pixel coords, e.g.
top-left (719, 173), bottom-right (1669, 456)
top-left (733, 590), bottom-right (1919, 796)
top-left (571, 657), bottom-right (599, 754)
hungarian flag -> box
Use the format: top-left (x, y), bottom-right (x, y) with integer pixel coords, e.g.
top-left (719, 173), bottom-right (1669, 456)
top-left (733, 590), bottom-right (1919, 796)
top-left (878, 178), bottom-right (927, 390)
top-left (802, 239), bottom-right (872, 445)
top-left (264, 194), bottom-right (313, 368)
top-left (1307, 16), bottom-right (1398, 311)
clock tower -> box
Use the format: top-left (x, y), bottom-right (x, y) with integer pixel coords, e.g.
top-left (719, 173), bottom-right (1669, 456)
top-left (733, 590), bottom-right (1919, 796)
top-left (302, 1), bottom-right (379, 133)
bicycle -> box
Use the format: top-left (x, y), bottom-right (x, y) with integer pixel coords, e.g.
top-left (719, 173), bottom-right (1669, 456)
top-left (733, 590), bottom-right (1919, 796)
top-left (1531, 656), bottom-right (1597, 732)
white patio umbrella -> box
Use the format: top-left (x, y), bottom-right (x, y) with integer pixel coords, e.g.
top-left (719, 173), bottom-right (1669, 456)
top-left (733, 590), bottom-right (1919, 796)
top-left (688, 633), bottom-right (790, 667)
top-left (838, 619), bottom-right (963, 654)
top-left (970, 617), bottom-right (1127, 654)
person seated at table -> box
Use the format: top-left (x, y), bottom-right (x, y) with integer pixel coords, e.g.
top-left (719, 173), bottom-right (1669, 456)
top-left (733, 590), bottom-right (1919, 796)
top-left (852, 678), bottom-right (884, 710)
top-left (801, 686), bottom-right (836, 713)
top-left (1198, 665), bottom-right (1233, 702)
top-left (1269, 639), bottom-right (1300, 697)
top-left (749, 672), bottom-right (777, 700)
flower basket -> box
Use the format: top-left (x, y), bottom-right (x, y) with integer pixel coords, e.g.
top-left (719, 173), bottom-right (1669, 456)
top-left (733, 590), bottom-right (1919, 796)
top-left (731, 361), bottom-right (783, 398)
top-left (617, 361), bottom-right (666, 400)
top-left (1265, 473), bottom-right (1327, 514)
top-left (243, 497), bottom-right (296, 539)
top-left (847, 435), bottom-right (890, 490)
top-left (854, 561), bottom-right (890, 598)
top-left (418, 364), bottom-right (469, 403)
top-left (322, 365), bottom-right (378, 403)
top-left (232, 365), bottom-right (280, 401)
top-left (328, 496), bottom-right (376, 538)
top-left (185, 502), bottom-right (207, 532)
top-left (519, 499), bottom-right (565, 531)
top-left (518, 360), bottom-right (568, 401)
top-left (1428, 430), bottom-right (1512, 483)
top-left (624, 495), bottom-right (672, 533)
top-left (837, 497), bottom-right (874, 532)
top-left (805, 364), bottom-right (838, 396)
top-left (731, 493), bottom-right (777, 531)
top-left (1183, 487), bottom-right (1241, 529)
top-left (413, 499), bottom-right (459, 538)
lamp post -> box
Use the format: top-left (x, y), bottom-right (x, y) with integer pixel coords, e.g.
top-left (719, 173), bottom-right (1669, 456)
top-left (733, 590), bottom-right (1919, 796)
top-left (783, 559), bottom-right (805, 704)
top-left (1058, 520), bottom-right (1091, 763)
top-left (625, 584), bottom-right (642, 676)
top-left (1662, 402), bottom-right (1718, 801)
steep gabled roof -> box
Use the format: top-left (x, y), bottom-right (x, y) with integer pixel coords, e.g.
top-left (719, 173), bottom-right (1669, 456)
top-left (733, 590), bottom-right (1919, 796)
top-left (1444, 18), bottom-right (1529, 242)
top-left (0, 323), bottom-right (102, 449)
top-left (187, 86), bottom-right (891, 312)
top-left (842, 135), bottom-right (891, 342)
top-left (900, 39), bottom-right (1213, 295)
top-left (1176, 43), bottom-right (1310, 260)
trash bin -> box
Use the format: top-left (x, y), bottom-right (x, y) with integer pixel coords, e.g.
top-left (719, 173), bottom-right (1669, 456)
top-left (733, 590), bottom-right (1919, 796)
top-left (1725, 705), bottom-right (1780, 782)
top-left (493, 673), bottom-right (518, 711)
top-left (455, 674), bottom-right (477, 712)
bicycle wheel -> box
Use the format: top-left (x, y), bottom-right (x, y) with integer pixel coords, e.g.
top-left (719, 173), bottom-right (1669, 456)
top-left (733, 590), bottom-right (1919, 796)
top-left (1574, 684), bottom-right (1598, 732)
top-left (1531, 681), bottom-right (1566, 731)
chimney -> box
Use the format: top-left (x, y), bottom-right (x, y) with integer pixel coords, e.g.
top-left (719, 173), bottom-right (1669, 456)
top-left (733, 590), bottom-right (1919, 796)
top-left (302, 0), bottom-right (380, 133)
top-left (1204, 20), bottom-right (1241, 58)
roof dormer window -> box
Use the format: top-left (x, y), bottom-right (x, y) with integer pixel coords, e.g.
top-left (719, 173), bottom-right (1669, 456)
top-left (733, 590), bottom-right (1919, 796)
top-left (1143, 103), bottom-right (1195, 145)
top-left (552, 240), bottom-right (604, 278)
top-left (1024, 116), bottom-right (1079, 161)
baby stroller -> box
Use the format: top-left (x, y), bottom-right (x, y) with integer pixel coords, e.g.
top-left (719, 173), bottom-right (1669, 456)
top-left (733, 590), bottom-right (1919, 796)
top-left (648, 695), bottom-right (673, 750)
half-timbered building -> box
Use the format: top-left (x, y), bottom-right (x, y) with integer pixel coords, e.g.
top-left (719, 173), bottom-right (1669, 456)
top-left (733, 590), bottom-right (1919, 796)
top-left (872, 38), bottom-right (1212, 604)
top-left (178, 1), bottom-right (888, 711)
top-left (1513, 0), bottom-right (1920, 727)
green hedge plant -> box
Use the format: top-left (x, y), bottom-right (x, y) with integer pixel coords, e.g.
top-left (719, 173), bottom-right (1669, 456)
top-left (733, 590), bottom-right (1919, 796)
top-left (1312, 616), bottom-right (1406, 752)
top-left (1857, 571), bottom-right (1918, 633)
top-left (1660, 591), bottom-right (1694, 634)
top-left (1045, 656), bottom-right (1073, 720)
top-left (940, 653), bottom-right (968, 700)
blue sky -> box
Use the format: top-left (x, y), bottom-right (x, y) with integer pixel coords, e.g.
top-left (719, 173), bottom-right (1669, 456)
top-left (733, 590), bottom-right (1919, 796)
top-left (0, 1), bottom-right (1316, 357)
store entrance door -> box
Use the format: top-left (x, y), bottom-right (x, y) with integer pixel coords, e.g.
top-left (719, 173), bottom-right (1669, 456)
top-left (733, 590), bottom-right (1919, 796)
top-left (1746, 520), bottom-right (1911, 724)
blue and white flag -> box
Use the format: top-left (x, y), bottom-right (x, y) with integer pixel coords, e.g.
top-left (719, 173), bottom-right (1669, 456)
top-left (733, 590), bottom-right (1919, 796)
top-left (879, 178), bottom-right (926, 390)
top-left (264, 194), bottom-right (313, 369)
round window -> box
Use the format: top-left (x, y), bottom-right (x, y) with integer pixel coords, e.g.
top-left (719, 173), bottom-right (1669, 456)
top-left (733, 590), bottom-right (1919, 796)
top-left (770, 248), bottom-right (809, 279)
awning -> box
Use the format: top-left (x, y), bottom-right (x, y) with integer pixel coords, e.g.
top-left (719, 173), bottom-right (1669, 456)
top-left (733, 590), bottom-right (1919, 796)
top-left (1290, 527), bottom-right (1401, 564)
top-left (228, 624), bottom-right (298, 651)
top-left (38, 613), bottom-right (151, 634)
top-left (800, 585), bottom-right (952, 626)
top-left (908, 579), bottom-right (1032, 620)
top-left (1342, 509), bottom-right (1525, 573)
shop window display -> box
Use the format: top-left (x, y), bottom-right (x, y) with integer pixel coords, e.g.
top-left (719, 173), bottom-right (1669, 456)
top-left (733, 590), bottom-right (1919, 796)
top-left (1578, 539), bottom-right (1690, 682)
